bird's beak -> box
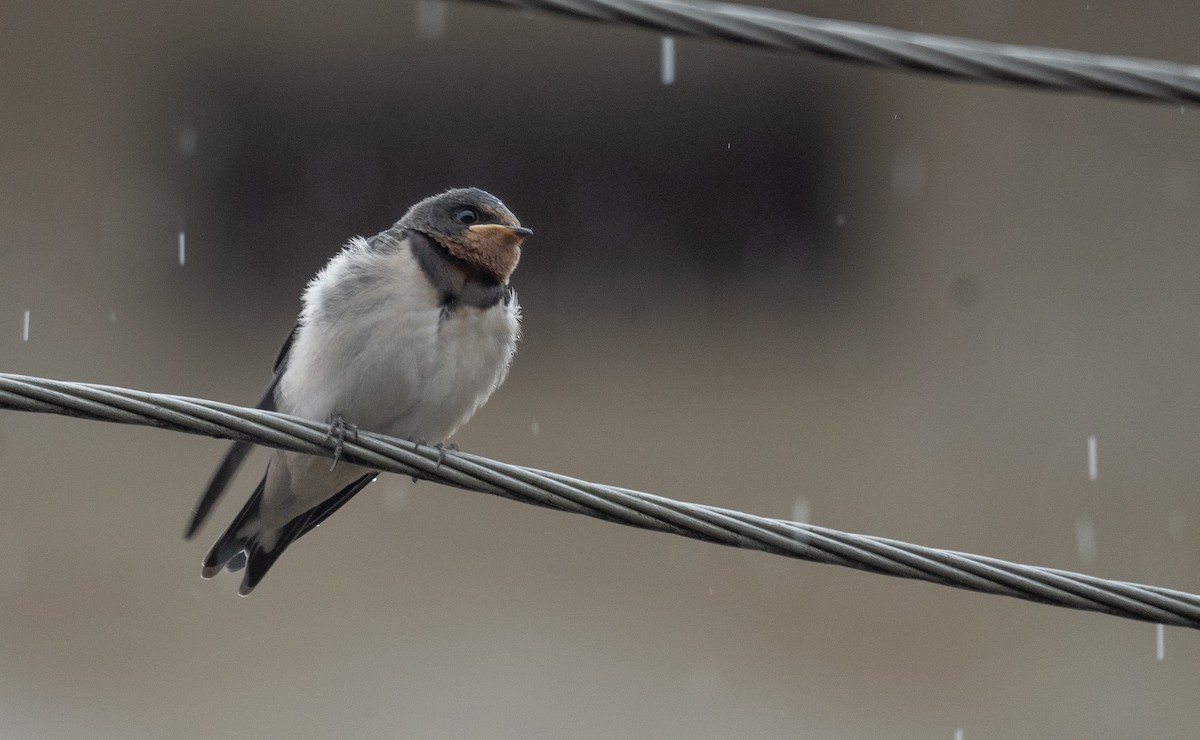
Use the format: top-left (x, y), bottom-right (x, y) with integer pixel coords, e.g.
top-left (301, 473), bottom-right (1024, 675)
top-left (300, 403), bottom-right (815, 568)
top-left (469, 224), bottom-right (533, 240)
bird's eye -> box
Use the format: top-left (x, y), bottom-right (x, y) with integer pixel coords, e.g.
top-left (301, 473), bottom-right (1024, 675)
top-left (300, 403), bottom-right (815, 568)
top-left (455, 208), bottom-right (479, 225)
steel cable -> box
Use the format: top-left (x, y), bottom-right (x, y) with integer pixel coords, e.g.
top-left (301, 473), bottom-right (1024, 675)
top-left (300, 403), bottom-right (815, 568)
top-left (2, 372), bottom-right (1198, 628)
top-left (462, 0), bottom-right (1200, 105)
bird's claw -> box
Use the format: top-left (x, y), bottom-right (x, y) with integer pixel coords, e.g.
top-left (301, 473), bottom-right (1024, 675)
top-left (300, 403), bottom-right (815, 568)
top-left (433, 442), bottom-right (459, 473)
top-left (324, 414), bottom-right (359, 470)
top-left (409, 437), bottom-right (428, 482)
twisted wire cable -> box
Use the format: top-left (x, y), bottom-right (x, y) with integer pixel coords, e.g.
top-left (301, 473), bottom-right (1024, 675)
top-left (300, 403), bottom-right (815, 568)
top-left (462, 0), bottom-right (1200, 105)
top-left (2, 371), bottom-right (1198, 629)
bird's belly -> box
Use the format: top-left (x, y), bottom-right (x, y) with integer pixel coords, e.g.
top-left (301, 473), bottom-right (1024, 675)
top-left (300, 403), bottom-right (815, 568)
top-left (370, 304), bottom-right (518, 441)
top-left (281, 297), bottom-right (517, 444)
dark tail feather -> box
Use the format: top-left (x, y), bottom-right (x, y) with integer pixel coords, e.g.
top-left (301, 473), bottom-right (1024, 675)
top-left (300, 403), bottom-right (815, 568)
top-left (187, 439), bottom-right (256, 539)
top-left (185, 369), bottom-right (285, 540)
top-left (201, 470), bottom-right (269, 578)
top-left (203, 470), bottom-right (379, 596)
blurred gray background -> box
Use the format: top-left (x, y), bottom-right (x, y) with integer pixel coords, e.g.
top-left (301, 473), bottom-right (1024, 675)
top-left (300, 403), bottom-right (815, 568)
top-left (2, 1), bottom-right (1199, 737)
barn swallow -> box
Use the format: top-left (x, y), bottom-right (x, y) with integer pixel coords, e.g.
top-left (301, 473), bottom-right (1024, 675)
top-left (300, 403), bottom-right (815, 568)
top-left (185, 187), bottom-right (530, 595)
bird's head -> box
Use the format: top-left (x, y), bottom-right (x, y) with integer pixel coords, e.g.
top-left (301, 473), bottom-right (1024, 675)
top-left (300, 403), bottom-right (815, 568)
top-left (400, 187), bottom-right (531, 284)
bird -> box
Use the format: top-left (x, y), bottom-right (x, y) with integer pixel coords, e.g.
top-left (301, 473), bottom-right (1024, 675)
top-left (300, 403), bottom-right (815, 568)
top-left (185, 187), bottom-right (530, 595)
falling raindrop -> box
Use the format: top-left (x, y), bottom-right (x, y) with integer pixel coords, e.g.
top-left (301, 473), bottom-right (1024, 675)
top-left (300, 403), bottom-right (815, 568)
top-left (1075, 516), bottom-right (1097, 564)
top-left (177, 125), bottom-right (198, 156)
top-left (1087, 435), bottom-right (1097, 481)
top-left (531, 420), bottom-right (540, 437)
top-left (21, 310), bottom-right (29, 341)
top-left (660, 37), bottom-right (676, 85)
top-left (834, 213), bottom-right (846, 227)
top-left (415, 0), bottom-right (448, 40)
top-left (790, 497), bottom-right (811, 545)
top-left (1156, 624), bottom-right (1165, 660)
top-left (791, 497), bottom-right (810, 524)
top-left (178, 229), bottom-right (186, 267)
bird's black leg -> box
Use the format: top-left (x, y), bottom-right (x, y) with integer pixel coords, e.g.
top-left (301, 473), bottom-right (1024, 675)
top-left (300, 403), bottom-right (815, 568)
top-left (324, 413), bottom-right (359, 470)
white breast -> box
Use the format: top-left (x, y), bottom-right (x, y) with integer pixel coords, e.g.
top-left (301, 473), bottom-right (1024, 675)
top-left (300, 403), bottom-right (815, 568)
top-left (277, 236), bottom-right (520, 443)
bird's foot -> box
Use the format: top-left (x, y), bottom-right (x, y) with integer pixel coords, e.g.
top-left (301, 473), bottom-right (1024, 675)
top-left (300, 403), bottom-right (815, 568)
top-left (434, 441), bottom-right (459, 472)
top-left (409, 437), bottom-right (428, 482)
top-left (324, 414), bottom-right (359, 470)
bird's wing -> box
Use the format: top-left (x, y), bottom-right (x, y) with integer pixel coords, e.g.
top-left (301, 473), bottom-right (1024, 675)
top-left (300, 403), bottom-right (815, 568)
top-left (184, 323), bottom-right (299, 539)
